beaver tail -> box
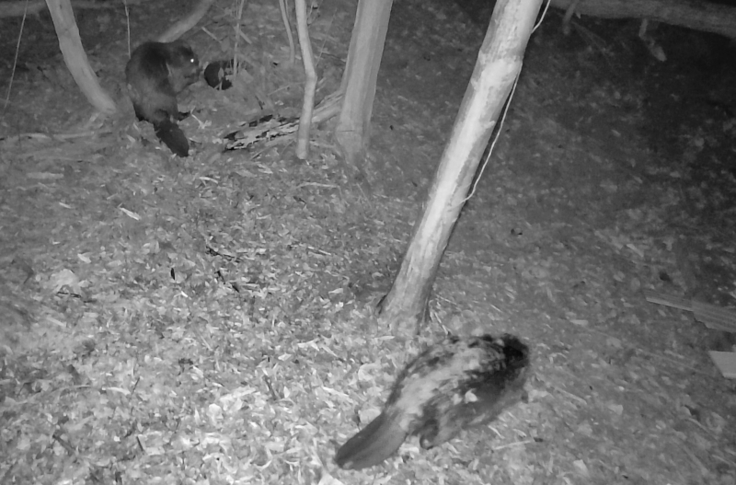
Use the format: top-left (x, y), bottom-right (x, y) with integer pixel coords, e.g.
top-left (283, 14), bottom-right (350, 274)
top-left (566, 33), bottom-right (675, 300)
top-left (153, 117), bottom-right (189, 157)
top-left (334, 411), bottom-right (407, 470)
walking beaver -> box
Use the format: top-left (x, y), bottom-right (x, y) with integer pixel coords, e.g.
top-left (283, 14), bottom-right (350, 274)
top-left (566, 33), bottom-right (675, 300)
top-left (335, 333), bottom-right (530, 470)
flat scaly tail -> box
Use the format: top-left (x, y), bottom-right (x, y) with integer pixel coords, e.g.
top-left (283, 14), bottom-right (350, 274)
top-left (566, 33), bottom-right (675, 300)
top-left (335, 411), bottom-right (407, 470)
top-left (153, 119), bottom-right (189, 157)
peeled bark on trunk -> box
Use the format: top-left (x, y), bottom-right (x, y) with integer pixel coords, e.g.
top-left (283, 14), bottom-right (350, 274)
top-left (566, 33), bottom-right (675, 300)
top-left (379, 0), bottom-right (543, 337)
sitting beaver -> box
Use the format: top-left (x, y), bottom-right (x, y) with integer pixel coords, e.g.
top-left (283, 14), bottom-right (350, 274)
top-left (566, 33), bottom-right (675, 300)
top-left (125, 41), bottom-right (201, 157)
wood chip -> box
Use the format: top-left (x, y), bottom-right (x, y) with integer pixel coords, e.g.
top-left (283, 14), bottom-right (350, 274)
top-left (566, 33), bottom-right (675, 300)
top-left (644, 290), bottom-right (736, 333)
top-left (709, 351), bottom-right (736, 379)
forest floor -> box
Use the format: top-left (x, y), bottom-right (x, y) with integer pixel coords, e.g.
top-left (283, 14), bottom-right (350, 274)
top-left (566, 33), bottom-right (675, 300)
top-left (1, 0), bottom-right (735, 484)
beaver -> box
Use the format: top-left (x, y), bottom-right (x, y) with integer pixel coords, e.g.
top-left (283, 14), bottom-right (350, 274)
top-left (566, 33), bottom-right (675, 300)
top-left (125, 41), bottom-right (201, 157)
top-left (335, 333), bottom-right (530, 470)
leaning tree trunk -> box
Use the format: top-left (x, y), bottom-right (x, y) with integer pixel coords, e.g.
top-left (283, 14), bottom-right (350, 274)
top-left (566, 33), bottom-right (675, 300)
top-left (156, 0), bottom-right (214, 43)
top-left (45, 0), bottom-right (116, 115)
top-left (379, 0), bottom-right (543, 337)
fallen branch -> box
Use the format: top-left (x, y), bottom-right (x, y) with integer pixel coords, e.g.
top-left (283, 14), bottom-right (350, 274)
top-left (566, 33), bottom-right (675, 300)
top-left (552, 0), bottom-right (736, 39)
top-left (0, 0), bottom-right (143, 18)
top-left (223, 90), bottom-right (342, 151)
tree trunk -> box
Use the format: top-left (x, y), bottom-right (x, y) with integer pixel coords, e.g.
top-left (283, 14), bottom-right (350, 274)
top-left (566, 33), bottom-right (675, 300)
top-left (379, 0), bottom-right (543, 337)
top-left (294, 0), bottom-right (317, 160)
top-left (335, 0), bottom-right (393, 167)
